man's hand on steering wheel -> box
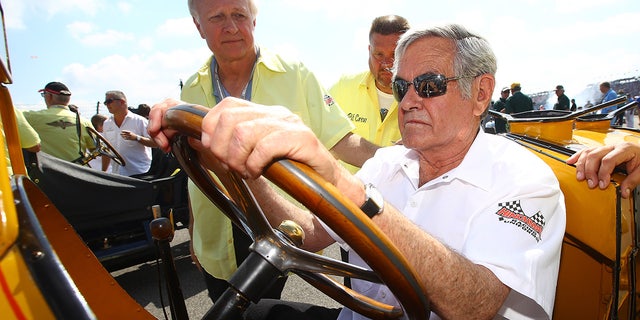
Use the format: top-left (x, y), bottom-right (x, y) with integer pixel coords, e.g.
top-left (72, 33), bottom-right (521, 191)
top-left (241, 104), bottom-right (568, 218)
top-left (149, 98), bottom-right (184, 153)
top-left (200, 97), bottom-right (358, 198)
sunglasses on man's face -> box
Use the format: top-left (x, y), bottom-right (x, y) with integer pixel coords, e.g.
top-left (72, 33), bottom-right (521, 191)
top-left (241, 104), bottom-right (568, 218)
top-left (392, 73), bottom-right (474, 102)
top-left (104, 98), bottom-right (121, 105)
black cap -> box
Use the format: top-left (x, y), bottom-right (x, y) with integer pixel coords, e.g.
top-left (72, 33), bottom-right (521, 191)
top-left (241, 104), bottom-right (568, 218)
top-left (555, 85), bottom-right (564, 91)
top-left (39, 81), bottom-right (71, 96)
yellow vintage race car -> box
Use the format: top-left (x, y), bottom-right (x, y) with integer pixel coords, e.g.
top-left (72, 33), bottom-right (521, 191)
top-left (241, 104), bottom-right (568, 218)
top-left (1, 5), bottom-right (639, 320)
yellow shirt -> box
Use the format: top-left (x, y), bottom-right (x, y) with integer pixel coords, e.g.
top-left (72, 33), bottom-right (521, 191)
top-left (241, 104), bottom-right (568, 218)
top-left (3, 109), bottom-right (41, 175)
top-left (16, 109), bottom-right (41, 149)
top-left (182, 47), bottom-right (354, 279)
top-left (23, 106), bottom-right (94, 162)
top-left (329, 71), bottom-right (401, 173)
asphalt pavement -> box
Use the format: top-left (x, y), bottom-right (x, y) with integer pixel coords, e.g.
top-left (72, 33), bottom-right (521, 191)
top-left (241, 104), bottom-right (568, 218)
top-left (111, 228), bottom-right (341, 319)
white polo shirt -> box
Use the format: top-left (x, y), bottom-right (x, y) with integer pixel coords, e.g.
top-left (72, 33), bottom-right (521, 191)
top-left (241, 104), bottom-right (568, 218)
top-left (102, 112), bottom-right (152, 176)
top-left (335, 130), bottom-right (566, 320)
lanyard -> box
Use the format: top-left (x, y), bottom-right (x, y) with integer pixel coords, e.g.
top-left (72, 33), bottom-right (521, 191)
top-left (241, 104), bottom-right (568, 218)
top-left (212, 47), bottom-right (259, 103)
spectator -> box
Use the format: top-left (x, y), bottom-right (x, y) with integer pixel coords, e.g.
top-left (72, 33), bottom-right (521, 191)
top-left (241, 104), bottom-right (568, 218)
top-left (88, 114), bottom-right (111, 172)
top-left (505, 82), bottom-right (534, 114)
top-left (492, 86), bottom-right (510, 133)
top-left (620, 90), bottom-right (635, 128)
top-left (567, 141), bottom-right (640, 199)
top-left (23, 82), bottom-right (95, 162)
top-left (16, 109), bottom-right (40, 153)
top-left (553, 85), bottom-right (570, 111)
top-left (329, 14), bottom-right (410, 174)
top-left (101, 90), bottom-right (156, 176)
top-left (570, 99), bottom-right (577, 112)
top-left (149, 0), bottom-right (379, 305)
top-left (131, 103), bottom-right (151, 119)
top-left (4, 109), bottom-right (40, 175)
top-left (599, 81), bottom-right (618, 117)
top-left (163, 23), bottom-right (566, 319)
top-left (328, 14), bottom-right (410, 288)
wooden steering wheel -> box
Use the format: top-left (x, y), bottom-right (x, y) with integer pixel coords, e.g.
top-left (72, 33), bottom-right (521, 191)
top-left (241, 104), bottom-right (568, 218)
top-left (163, 104), bottom-right (430, 320)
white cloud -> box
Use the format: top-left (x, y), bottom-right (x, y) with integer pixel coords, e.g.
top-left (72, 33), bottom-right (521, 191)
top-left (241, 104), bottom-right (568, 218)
top-left (58, 47), bottom-right (211, 116)
top-left (33, 0), bottom-right (103, 18)
top-left (3, 0), bottom-right (26, 29)
top-left (157, 17), bottom-right (198, 38)
top-left (67, 21), bottom-right (94, 39)
top-left (275, 0), bottom-right (398, 20)
top-left (555, 0), bottom-right (619, 13)
top-left (137, 37), bottom-right (154, 51)
top-left (72, 28), bottom-right (136, 47)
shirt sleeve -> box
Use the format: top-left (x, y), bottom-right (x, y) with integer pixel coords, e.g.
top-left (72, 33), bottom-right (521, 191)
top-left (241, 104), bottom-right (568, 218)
top-left (16, 109), bottom-right (41, 148)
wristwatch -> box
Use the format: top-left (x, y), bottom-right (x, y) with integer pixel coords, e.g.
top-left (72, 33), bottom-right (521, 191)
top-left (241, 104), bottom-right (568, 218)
top-left (360, 183), bottom-right (384, 218)
top-left (136, 135), bottom-right (141, 142)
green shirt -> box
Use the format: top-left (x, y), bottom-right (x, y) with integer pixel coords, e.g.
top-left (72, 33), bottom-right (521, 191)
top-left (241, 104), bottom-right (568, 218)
top-left (505, 91), bottom-right (534, 114)
top-left (182, 47), bottom-right (354, 279)
top-left (23, 105), bottom-right (95, 162)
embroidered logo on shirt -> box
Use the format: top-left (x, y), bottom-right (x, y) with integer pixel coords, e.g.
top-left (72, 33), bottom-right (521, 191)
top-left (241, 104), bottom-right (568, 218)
top-left (347, 113), bottom-right (368, 123)
top-left (46, 119), bottom-right (75, 129)
top-left (323, 94), bottom-right (335, 107)
top-left (495, 200), bottom-right (545, 242)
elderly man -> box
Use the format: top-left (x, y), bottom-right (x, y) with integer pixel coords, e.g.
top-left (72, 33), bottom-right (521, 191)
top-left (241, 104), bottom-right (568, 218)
top-left (153, 0), bottom-right (379, 304)
top-left (152, 24), bottom-right (566, 319)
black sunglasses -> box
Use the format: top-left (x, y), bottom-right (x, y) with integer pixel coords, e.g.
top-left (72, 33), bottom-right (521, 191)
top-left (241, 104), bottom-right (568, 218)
top-left (104, 98), bottom-right (121, 105)
top-left (392, 73), bottom-right (475, 102)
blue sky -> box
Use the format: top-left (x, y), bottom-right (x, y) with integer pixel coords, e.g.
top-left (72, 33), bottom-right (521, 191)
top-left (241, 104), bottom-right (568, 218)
top-left (4, 0), bottom-right (640, 117)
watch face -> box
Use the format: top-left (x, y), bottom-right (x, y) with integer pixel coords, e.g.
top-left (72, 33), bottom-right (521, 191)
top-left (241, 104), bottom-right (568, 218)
top-left (362, 183), bottom-right (384, 218)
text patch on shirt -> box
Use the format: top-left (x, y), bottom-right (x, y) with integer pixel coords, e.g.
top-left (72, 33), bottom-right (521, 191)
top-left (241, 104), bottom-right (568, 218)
top-left (496, 200), bottom-right (545, 242)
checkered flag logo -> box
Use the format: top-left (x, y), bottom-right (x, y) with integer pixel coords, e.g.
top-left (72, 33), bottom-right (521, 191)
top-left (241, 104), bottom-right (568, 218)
top-left (496, 200), bottom-right (545, 242)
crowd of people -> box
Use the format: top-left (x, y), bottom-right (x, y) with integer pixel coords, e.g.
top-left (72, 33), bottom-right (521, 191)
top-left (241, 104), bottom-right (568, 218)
top-left (19, 82), bottom-right (157, 177)
top-left (16, 0), bottom-right (640, 319)
top-left (487, 79), bottom-right (639, 133)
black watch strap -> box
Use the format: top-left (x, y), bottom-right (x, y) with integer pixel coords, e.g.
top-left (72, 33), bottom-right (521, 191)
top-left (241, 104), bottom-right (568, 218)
top-left (360, 183), bottom-right (384, 218)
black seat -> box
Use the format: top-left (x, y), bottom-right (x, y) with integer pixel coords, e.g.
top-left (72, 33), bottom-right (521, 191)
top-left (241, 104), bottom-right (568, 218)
top-left (130, 148), bottom-right (181, 181)
top-left (24, 151), bottom-right (189, 269)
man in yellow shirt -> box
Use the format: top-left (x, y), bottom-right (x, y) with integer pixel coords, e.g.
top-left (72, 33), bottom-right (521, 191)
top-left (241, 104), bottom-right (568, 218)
top-left (23, 82), bottom-right (94, 162)
top-left (151, 0), bottom-right (379, 303)
top-left (329, 15), bottom-right (410, 174)
top-left (329, 15), bottom-right (410, 284)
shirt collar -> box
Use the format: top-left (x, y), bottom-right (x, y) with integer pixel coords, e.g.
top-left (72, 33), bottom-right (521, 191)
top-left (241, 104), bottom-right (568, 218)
top-left (189, 46), bottom-right (286, 89)
top-left (395, 129), bottom-right (492, 191)
top-left (49, 104), bottom-right (70, 110)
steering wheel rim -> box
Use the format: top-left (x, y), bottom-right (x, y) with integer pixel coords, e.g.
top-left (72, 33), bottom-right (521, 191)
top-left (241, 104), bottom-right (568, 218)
top-left (85, 126), bottom-right (126, 167)
top-left (164, 104), bottom-right (430, 319)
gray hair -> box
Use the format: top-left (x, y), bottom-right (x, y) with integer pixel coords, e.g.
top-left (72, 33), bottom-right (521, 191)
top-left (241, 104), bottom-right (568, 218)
top-left (393, 24), bottom-right (497, 99)
top-left (105, 90), bottom-right (127, 102)
top-left (188, 0), bottom-right (258, 20)
top-left (51, 94), bottom-right (71, 105)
